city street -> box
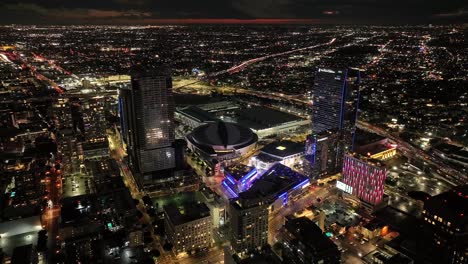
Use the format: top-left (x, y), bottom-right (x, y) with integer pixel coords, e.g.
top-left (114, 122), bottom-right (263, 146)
top-left (43, 164), bottom-right (62, 261)
top-left (269, 185), bottom-right (335, 244)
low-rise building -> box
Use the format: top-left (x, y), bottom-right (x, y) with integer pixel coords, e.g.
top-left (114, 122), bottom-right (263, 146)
top-left (250, 140), bottom-right (304, 171)
top-left (175, 105), bottom-right (219, 130)
top-left (233, 106), bottom-right (309, 139)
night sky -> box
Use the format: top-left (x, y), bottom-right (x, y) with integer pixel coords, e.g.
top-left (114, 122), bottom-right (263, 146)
top-left (0, 0), bottom-right (466, 25)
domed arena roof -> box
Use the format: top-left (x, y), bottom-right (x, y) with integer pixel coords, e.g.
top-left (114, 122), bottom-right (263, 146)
top-left (188, 121), bottom-right (258, 152)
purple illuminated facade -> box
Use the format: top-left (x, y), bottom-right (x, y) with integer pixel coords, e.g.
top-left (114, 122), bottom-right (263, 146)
top-left (341, 154), bottom-right (387, 205)
top-left (222, 166), bottom-right (260, 197)
top-left (223, 163), bottom-right (310, 206)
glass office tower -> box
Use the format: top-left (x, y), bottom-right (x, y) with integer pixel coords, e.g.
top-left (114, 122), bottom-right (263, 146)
top-left (308, 68), bottom-right (361, 177)
top-left (119, 66), bottom-right (176, 187)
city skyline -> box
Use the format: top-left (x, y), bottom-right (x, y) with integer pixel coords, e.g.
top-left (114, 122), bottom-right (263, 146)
top-left (0, 18), bottom-right (465, 264)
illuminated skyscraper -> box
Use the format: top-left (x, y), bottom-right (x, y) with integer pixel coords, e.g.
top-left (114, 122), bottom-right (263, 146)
top-left (311, 68), bottom-right (360, 141)
top-left (308, 68), bottom-right (360, 177)
top-left (119, 66), bottom-right (175, 187)
top-left (340, 153), bottom-right (387, 205)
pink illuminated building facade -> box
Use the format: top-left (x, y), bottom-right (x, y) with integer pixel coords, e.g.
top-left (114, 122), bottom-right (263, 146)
top-left (341, 153), bottom-right (387, 205)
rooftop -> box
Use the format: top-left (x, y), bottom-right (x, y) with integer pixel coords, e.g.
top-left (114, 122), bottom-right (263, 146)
top-left (235, 106), bottom-right (303, 130)
top-left (255, 153), bottom-right (282, 163)
top-left (354, 129), bottom-right (386, 146)
top-left (224, 164), bottom-right (256, 181)
top-left (11, 244), bottom-right (35, 264)
top-left (345, 152), bottom-right (387, 168)
top-left (85, 158), bottom-right (120, 181)
top-left (261, 140), bottom-right (305, 158)
top-left (188, 121), bottom-right (257, 149)
top-left (164, 202), bottom-right (210, 226)
top-left (176, 105), bottom-right (219, 123)
top-left (235, 163), bottom-right (308, 208)
top-left (285, 216), bottom-right (338, 253)
top-left (357, 143), bottom-right (395, 156)
top-left (424, 185), bottom-right (467, 227)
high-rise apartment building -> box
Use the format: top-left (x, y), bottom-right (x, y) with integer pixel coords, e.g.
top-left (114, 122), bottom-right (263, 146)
top-left (119, 66), bottom-right (176, 187)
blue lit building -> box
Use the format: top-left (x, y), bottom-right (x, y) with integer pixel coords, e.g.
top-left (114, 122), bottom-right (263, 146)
top-left (227, 163), bottom-right (310, 254)
top-left (308, 68), bottom-right (361, 177)
top-left (222, 165), bottom-right (259, 197)
top-left (311, 68), bottom-right (360, 136)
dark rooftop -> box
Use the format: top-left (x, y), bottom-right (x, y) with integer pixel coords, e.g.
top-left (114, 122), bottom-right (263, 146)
top-left (385, 254), bottom-right (413, 264)
top-left (354, 128), bottom-right (386, 147)
top-left (188, 121), bottom-right (257, 149)
top-left (235, 106), bottom-right (303, 130)
top-left (177, 105), bottom-right (219, 123)
top-left (363, 218), bottom-right (387, 230)
top-left (164, 202), bottom-right (210, 226)
top-left (224, 164), bottom-right (256, 181)
top-left (85, 158), bottom-right (120, 181)
top-left (423, 185), bottom-right (467, 227)
top-left (255, 152), bottom-right (282, 163)
top-left (11, 244), bottom-right (34, 264)
top-left (433, 143), bottom-right (463, 154)
top-left (285, 216), bottom-right (338, 253)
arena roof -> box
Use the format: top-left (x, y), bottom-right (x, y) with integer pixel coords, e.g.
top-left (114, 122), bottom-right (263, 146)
top-left (188, 121), bottom-right (257, 150)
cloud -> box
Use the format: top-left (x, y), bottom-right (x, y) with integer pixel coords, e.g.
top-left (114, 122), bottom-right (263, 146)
top-left (4, 3), bottom-right (151, 20)
top-left (114, 0), bottom-right (148, 6)
top-left (5, 3), bottom-right (49, 15)
top-left (231, 0), bottom-right (297, 18)
top-left (434, 8), bottom-right (467, 17)
top-left (0, 0), bottom-right (467, 24)
top-left (322, 10), bottom-right (340, 15)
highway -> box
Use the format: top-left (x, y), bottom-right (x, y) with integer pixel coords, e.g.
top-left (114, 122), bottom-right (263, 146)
top-left (174, 37), bottom-right (338, 90)
top-left (357, 120), bottom-right (466, 185)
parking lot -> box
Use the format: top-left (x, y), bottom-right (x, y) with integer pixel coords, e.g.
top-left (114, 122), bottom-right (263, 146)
top-left (384, 157), bottom-right (453, 215)
top-left (62, 173), bottom-right (94, 198)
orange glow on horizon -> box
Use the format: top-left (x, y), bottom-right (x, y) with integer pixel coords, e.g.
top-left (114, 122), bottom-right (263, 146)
top-left (115, 18), bottom-right (322, 24)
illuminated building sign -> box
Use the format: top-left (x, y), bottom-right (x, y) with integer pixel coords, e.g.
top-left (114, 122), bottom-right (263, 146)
top-left (278, 192), bottom-right (288, 205)
top-left (336, 181), bottom-right (353, 194)
top-left (318, 68), bottom-right (336, 74)
top-left (222, 181), bottom-right (238, 198)
top-left (293, 179), bottom-right (310, 191)
top-left (225, 175), bottom-right (236, 185)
